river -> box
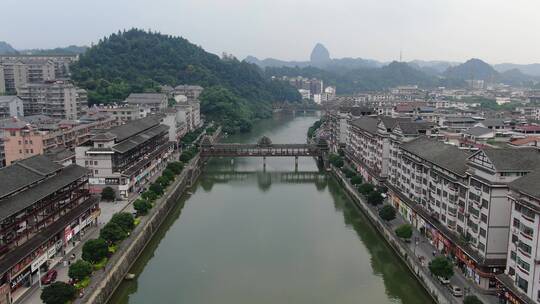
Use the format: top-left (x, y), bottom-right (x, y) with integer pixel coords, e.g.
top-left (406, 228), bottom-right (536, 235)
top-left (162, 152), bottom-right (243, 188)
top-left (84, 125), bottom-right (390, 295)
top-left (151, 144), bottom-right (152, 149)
top-left (109, 113), bottom-right (433, 304)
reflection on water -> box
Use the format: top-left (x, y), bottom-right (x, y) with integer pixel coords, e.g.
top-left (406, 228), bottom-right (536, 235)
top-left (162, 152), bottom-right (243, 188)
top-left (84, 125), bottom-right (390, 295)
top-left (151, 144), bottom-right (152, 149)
top-left (109, 114), bottom-right (433, 304)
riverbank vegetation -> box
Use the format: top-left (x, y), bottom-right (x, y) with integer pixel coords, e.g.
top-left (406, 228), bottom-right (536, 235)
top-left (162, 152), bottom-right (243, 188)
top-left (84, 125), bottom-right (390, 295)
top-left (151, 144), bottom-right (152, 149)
top-left (307, 119), bottom-right (323, 139)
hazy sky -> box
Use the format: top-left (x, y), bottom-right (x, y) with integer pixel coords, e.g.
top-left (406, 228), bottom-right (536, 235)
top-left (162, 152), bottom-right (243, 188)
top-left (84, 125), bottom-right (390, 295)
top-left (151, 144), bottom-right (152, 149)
top-left (2, 0), bottom-right (540, 64)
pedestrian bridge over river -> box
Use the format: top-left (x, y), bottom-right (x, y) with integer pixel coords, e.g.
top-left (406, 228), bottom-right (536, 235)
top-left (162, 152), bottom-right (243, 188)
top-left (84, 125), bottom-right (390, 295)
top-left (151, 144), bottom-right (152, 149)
top-left (200, 136), bottom-right (329, 157)
top-left (200, 136), bottom-right (330, 168)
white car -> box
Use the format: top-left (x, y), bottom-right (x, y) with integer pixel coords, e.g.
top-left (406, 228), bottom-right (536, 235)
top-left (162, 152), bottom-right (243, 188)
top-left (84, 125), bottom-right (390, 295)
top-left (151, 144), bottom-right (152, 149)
top-left (438, 276), bottom-right (450, 285)
top-left (448, 284), bottom-right (463, 297)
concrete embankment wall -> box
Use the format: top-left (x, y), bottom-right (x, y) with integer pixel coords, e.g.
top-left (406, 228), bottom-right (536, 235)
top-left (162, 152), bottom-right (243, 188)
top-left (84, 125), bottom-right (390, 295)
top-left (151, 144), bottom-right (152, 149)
top-left (331, 168), bottom-right (457, 304)
top-left (80, 156), bottom-right (201, 304)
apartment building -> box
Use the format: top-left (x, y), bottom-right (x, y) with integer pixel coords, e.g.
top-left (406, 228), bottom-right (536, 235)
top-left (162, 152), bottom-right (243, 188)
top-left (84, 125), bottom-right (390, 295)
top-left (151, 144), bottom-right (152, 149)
top-left (175, 102), bottom-right (201, 131)
top-left (173, 85), bottom-right (204, 101)
top-left (326, 106), bottom-right (375, 153)
top-left (387, 138), bottom-right (540, 290)
top-left (0, 66), bottom-right (4, 94)
top-left (0, 155), bottom-right (99, 303)
top-left (17, 80), bottom-right (84, 120)
top-left (125, 93), bottom-right (167, 113)
top-left (0, 115), bottom-right (116, 165)
top-left (0, 96), bottom-right (24, 119)
top-left (499, 170), bottom-right (540, 304)
top-left (97, 105), bottom-right (150, 123)
top-left (162, 109), bottom-right (188, 147)
top-left (346, 116), bottom-right (432, 185)
top-left (75, 116), bottom-right (173, 198)
top-left (0, 54), bottom-right (78, 78)
top-left (0, 58), bottom-right (56, 93)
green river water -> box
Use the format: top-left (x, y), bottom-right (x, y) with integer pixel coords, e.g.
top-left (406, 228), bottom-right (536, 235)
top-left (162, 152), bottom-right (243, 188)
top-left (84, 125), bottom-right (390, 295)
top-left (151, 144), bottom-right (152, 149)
top-left (109, 114), bottom-right (433, 304)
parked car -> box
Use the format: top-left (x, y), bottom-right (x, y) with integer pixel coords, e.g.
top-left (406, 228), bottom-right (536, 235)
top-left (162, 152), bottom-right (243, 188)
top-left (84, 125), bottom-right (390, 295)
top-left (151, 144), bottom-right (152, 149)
top-left (41, 269), bottom-right (57, 285)
top-left (438, 276), bottom-right (450, 284)
top-left (448, 284), bottom-right (463, 297)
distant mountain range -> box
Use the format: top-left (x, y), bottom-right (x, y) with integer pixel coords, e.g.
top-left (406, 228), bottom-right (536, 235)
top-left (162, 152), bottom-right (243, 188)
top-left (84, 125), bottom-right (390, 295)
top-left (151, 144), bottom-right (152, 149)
top-left (0, 41), bottom-right (88, 55)
top-left (248, 43), bottom-right (540, 90)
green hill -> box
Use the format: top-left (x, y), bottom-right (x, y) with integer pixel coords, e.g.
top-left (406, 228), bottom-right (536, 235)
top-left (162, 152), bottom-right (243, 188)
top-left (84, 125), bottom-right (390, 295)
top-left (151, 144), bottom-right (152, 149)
top-left (71, 29), bottom-right (300, 133)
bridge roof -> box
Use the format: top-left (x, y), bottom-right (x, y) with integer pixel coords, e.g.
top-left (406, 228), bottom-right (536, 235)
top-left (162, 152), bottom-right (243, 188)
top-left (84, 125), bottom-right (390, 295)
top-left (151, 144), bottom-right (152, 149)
top-left (210, 143), bottom-right (315, 149)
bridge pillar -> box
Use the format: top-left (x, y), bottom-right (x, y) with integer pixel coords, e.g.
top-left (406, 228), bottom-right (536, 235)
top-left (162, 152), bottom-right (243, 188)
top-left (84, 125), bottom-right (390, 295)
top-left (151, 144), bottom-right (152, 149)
top-left (294, 156), bottom-right (299, 172)
top-left (263, 156), bottom-right (266, 170)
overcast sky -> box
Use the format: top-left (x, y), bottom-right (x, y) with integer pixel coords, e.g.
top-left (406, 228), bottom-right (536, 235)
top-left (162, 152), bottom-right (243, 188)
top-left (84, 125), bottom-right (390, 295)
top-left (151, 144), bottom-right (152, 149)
top-left (2, 0), bottom-right (539, 64)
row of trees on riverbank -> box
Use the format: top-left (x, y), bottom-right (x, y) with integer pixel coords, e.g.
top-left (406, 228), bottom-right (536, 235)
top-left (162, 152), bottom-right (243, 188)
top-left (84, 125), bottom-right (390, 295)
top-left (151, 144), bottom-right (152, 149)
top-left (41, 151), bottom-right (199, 304)
top-left (331, 152), bottom-right (484, 304)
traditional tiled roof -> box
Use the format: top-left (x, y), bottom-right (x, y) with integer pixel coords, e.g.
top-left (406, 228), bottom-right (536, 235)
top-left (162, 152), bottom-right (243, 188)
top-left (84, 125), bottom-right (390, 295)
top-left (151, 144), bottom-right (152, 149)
top-left (350, 116), bottom-right (379, 134)
top-left (107, 116), bottom-right (161, 142)
top-left (125, 93), bottom-right (167, 105)
top-left (463, 126), bottom-right (493, 137)
top-left (509, 170), bottom-right (540, 199)
top-left (0, 155), bottom-right (64, 198)
top-left (0, 164), bottom-right (88, 221)
top-left (401, 137), bottom-right (472, 175)
top-left (480, 148), bottom-right (540, 172)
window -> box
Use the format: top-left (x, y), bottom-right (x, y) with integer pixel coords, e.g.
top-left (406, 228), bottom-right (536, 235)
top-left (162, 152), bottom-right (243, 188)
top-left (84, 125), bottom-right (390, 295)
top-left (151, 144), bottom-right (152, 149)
top-left (517, 257), bottom-right (530, 272)
top-left (18, 140), bottom-right (21, 145)
top-left (19, 149), bottom-right (22, 154)
top-left (513, 218), bottom-right (520, 228)
top-left (30, 149), bottom-right (33, 153)
top-left (482, 185), bottom-right (490, 194)
top-left (518, 241), bottom-right (532, 255)
top-left (480, 228), bottom-right (486, 237)
top-left (10, 131), bottom-right (16, 136)
top-left (481, 214), bottom-right (488, 223)
top-left (477, 242), bottom-right (485, 252)
top-left (512, 234), bottom-right (519, 244)
top-left (481, 199), bottom-right (489, 209)
top-left (510, 251), bottom-right (516, 261)
top-left (29, 140), bottom-right (32, 144)
top-left (94, 169), bottom-right (99, 174)
top-left (94, 161), bottom-right (98, 165)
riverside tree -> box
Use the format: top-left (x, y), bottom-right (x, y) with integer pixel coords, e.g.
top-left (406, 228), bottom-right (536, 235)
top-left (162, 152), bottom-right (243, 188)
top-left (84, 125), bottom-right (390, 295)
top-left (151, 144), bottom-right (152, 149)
top-left (41, 282), bottom-right (77, 304)
top-left (100, 222), bottom-right (128, 244)
top-left (110, 212), bottom-right (135, 232)
top-left (134, 199), bottom-right (152, 215)
top-left (357, 183), bottom-right (374, 195)
top-left (68, 260), bottom-right (93, 281)
top-left (429, 256), bottom-right (454, 279)
top-left (367, 191), bottom-right (384, 205)
top-left (395, 224), bottom-right (413, 240)
top-left (82, 238), bottom-right (109, 263)
top-left (378, 205), bottom-right (396, 221)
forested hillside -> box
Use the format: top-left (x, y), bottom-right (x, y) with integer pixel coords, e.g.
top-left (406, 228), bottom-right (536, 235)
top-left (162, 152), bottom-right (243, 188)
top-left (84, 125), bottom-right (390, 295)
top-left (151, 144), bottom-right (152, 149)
top-left (71, 29), bottom-right (300, 133)
top-left (267, 62), bottom-right (465, 94)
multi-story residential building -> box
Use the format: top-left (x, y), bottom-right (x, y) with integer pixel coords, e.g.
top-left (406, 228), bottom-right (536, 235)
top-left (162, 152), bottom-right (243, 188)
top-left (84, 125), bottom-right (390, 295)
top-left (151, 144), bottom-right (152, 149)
top-left (75, 116), bottom-right (173, 198)
top-left (162, 109), bottom-right (188, 148)
top-left (441, 116), bottom-right (478, 131)
top-left (1, 61), bottom-right (27, 93)
top-left (173, 85), bottom-right (204, 101)
top-left (0, 54), bottom-right (78, 78)
top-left (0, 58), bottom-right (56, 93)
top-left (0, 155), bottom-right (99, 303)
top-left (17, 80), bottom-right (84, 120)
top-left (125, 93), bottom-right (167, 113)
top-left (387, 140), bottom-right (540, 290)
top-left (465, 149), bottom-right (540, 287)
top-left (0, 96), bottom-right (24, 119)
top-left (96, 105), bottom-right (150, 123)
top-left (175, 102), bottom-right (201, 131)
top-left (0, 114), bottom-right (116, 165)
top-left (499, 170), bottom-right (540, 304)
top-left (326, 106), bottom-right (374, 153)
top-left (0, 66), bottom-right (5, 94)
top-left (346, 116), bottom-right (431, 185)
